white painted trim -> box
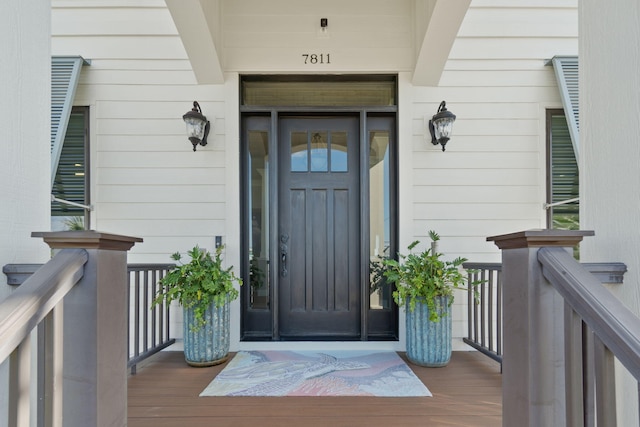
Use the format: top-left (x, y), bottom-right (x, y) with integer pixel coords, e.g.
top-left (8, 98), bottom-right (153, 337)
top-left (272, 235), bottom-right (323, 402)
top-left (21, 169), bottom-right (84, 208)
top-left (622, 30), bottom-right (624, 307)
top-left (397, 71), bottom-right (415, 351)
top-left (224, 72), bottom-right (243, 352)
top-left (165, 0), bottom-right (224, 84)
top-left (413, 0), bottom-right (472, 86)
top-left (51, 195), bottom-right (93, 211)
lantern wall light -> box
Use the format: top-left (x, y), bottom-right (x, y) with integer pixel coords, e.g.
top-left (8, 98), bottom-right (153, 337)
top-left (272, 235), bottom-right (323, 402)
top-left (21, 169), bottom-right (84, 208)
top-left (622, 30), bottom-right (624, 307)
top-left (183, 101), bottom-right (210, 151)
top-left (427, 100), bottom-right (456, 151)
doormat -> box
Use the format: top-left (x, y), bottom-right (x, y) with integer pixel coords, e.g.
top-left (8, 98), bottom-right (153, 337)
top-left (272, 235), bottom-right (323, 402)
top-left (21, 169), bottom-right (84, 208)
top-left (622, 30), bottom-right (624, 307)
top-left (199, 350), bottom-right (432, 397)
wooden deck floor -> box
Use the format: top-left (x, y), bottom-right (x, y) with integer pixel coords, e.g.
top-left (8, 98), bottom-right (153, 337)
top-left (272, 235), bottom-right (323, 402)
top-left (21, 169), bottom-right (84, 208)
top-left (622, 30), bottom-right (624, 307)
top-left (128, 351), bottom-right (502, 427)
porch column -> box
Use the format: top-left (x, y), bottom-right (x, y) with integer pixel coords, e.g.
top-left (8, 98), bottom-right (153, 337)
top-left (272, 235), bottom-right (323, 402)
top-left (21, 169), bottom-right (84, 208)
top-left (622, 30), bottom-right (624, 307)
top-left (487, 229), bottom-right (593, 427)
top-left (32, 231), bottom-right (142, 427)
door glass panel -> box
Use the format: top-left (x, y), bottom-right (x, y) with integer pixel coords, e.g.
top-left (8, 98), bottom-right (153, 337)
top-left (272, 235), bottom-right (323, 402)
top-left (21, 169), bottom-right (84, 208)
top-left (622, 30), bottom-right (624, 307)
top-left (248, 130), bottom-right (270, 310)
top-left (369, 130), bottom-right (392, 310)
top-left (291, 131), bottom-right (308, 172)
top-left (310, 131), bottom-right (328, 172)
top-left (330, 132), bottom-right (348, 172)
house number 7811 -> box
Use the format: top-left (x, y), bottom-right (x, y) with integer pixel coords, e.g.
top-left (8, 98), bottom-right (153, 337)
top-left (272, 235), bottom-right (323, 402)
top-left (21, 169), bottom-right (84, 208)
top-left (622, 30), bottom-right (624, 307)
top-left (302, 54), bottom-right (330, 64)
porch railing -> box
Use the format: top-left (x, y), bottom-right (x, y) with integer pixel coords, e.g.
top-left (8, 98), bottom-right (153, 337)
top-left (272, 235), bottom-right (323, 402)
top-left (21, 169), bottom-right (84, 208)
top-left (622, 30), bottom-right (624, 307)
top-left (0, 249), bottom-right (87, 427)
top-left (538, 246), bottom-right (640, 426)
top-left (489, 229), bottom-right (639, 426)
top-left (127, 263), bottom-right (175, 374)
top-left (0, 231), bottom-right (141, 427)
top-left (4, 262), bottom-right (177, 375)
top-left (461, 260), bottom-right (627, 369)
top-left (462, 262), bottom-right (503, 365)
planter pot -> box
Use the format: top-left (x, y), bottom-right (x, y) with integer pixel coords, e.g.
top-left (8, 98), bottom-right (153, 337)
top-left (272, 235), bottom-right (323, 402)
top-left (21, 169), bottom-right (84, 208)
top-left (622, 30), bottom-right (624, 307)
top-left (183, 298), bottom-right (230, 367)
top-left (405, 296), bottom-right (452, 367)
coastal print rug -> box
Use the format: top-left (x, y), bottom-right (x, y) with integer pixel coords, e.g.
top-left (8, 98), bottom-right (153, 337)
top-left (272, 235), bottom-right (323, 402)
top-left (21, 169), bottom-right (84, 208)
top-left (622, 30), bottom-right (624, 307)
top-left (200, 350), bottom-right (432, 397)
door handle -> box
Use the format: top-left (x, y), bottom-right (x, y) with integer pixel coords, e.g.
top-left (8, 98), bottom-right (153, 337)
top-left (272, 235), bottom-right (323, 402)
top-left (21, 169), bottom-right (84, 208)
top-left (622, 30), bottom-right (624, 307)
top-left (280, 234), bottom-right (289, 277)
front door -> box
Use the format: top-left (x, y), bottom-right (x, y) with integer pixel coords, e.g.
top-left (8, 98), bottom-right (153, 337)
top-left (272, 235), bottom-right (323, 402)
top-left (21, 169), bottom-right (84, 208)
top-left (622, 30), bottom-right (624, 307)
top-left (277, 116), bottom-right (361, 339)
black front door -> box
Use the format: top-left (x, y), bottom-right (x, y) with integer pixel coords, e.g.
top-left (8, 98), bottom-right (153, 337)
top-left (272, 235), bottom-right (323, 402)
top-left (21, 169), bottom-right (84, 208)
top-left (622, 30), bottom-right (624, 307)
top-left (277, 116), bottom-right (361, 339)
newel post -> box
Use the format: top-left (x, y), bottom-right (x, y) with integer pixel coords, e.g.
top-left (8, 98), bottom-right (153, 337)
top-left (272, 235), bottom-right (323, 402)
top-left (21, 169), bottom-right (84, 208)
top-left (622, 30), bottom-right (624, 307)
top-left (487, 229), bottom-right (593, 427)
top-left (32, 231), bottom-right (142, 427)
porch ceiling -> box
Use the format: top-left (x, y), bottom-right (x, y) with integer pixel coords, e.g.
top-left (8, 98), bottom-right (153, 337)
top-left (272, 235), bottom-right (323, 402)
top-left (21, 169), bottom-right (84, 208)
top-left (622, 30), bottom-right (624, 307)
top-left (165, 0), bottom-right (470, 86)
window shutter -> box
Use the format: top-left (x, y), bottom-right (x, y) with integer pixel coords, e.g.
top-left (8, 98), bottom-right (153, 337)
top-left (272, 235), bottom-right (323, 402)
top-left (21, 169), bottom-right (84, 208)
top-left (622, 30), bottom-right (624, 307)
top-left (550, 56), bottom-right (579, 165)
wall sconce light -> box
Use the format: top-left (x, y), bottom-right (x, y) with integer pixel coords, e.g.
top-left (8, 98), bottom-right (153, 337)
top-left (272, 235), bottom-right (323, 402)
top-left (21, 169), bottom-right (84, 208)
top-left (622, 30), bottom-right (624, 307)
top-left (428, 101), bottom-right (456, 151)
top-left (183, 101), bottom-right (210, 151)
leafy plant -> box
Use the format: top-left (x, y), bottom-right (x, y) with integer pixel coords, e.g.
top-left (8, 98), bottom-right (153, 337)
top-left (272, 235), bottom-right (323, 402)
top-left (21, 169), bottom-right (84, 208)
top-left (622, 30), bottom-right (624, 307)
top-left (152, 245), bottom-right (242, 331)
top-left (64, 216), bottom-right (85, 230)
top-left (369, 257), bottom-right (388, 294)
top-left (249, 257), bottom-right (265, 289)
top-left (383, 230), bottom-right (479, 322)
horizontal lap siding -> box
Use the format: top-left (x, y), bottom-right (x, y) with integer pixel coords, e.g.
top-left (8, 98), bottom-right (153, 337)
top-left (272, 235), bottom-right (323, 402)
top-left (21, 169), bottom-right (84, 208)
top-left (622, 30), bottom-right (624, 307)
top-left (223, 0), bottom-right (415, 72)
top-left (51, 0), bottom-right (578, 346)
top-left (410, 1), bottom-right (577, 265)
top-left (52, 0), bottom-right (230, 262)
top-left (410, 1), bottom-right (577, 342)
top-left (99, 202), bottom-right (226, 221)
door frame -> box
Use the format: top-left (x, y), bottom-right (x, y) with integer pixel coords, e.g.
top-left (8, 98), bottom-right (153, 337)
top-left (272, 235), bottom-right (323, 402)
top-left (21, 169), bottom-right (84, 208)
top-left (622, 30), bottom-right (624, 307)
top-left (239, 75), bottom-right (399, 342)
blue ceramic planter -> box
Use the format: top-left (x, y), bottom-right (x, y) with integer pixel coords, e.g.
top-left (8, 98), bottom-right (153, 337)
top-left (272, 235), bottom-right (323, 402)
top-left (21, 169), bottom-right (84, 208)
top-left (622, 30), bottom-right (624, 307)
top-left (405, 296), bottom-right (452, 367)
top-left (183, 298), bottom-right (230, 366)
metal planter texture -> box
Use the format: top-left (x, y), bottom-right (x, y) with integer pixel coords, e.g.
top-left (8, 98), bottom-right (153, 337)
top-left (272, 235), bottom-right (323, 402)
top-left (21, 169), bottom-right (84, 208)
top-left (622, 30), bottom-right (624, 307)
top-left (183, 299), bottom-right (230, 366)
top-left (405, 296), bottom-right (452, 367)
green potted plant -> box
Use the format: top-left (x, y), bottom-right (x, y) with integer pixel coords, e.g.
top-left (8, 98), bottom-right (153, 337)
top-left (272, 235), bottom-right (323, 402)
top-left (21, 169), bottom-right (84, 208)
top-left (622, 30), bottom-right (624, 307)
top-left (383, 230), bottom-right (478, 367)
top-left (153, 245), bottom-right (242, 367)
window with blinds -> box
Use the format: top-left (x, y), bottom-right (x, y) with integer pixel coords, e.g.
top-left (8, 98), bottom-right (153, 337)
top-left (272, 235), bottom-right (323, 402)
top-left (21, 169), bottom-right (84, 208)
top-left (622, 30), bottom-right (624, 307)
top-left (51, 107), bottom-right (89, 227)
top-left (547, 109), bottom-right (579, 231)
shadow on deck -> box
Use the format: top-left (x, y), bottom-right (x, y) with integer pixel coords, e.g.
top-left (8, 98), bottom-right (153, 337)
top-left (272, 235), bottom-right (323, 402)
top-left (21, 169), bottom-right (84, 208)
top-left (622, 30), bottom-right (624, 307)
top-left (128, 351), bottom-right (501, 427)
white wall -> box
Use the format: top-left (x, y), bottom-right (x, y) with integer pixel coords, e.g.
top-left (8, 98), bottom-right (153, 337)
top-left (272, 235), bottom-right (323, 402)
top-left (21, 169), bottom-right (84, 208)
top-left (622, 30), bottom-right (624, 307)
top-left (51, 0), bottom-right (578, 350)
top-left (221, 0), bottom-right (415, 73)
top-left (52, 0), bottom-right (231, 264)
top-left (409, 1), bottom-right (577, 344)
top-left (580, 0), bottom-right (640, 424)
top-left (52, 0), bottom-right (237, 344)
top-left (0, 1), bottom-right (52, 287)
top-left (0, 1), bottom-right (52, 425)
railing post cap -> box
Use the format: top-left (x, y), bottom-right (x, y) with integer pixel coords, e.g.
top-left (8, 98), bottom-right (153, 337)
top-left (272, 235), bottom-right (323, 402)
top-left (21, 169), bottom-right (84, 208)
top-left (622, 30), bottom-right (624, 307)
top-left (32, 230), bottom-right (143, 251)
top-left (487, 229), bottom-right (594, 250)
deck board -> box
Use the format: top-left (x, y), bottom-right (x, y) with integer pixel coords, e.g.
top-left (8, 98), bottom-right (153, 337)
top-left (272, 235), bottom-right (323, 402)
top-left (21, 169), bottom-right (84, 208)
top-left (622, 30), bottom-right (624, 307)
top-left (128, 351), bottom-right (501, 427)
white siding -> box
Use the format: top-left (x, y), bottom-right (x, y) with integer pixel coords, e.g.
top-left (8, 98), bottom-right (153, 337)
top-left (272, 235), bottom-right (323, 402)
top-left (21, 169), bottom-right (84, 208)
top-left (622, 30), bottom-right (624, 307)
top-left (581, 0), bottom-right (640, 424)
top-left (51, 0), bottom-right (578, 351)
top-left (1, 1), bottom-right (52, 424)
top-left (52, 1), bottom-right (232, 267)
top-left (408, 1), bottom-right (577, 346)
top-left (409, 1), bottom-right (577, 260)
top-left (222, 0), bottom-right (415, 72)
top-left (1, 4), bottom-right (52, 271)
